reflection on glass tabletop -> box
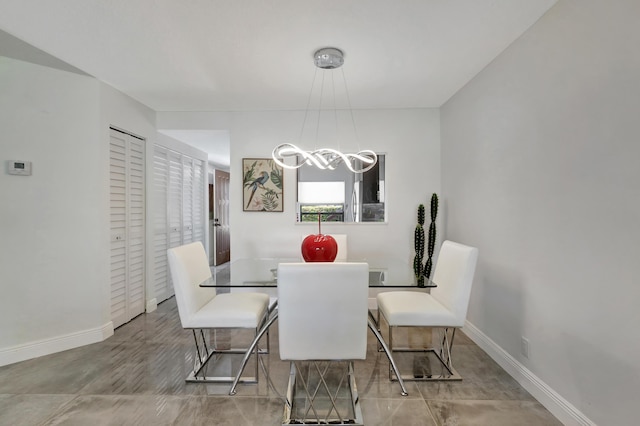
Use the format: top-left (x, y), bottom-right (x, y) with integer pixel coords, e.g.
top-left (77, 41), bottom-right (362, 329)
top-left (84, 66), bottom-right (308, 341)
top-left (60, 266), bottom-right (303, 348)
top-left (201, 258), bottom-right (436, 288)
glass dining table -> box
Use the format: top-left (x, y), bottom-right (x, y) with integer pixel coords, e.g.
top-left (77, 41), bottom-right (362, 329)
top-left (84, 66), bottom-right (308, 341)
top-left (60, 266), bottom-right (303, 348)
top-left (200, 257), bottom-right (436, 396)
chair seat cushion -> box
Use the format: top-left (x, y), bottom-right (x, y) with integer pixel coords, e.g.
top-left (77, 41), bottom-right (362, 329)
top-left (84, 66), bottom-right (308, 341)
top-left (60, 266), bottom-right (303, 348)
top-left (185, 292), bottom-right (269, 329)
top-left (377, 291), bottom-right (461, 327)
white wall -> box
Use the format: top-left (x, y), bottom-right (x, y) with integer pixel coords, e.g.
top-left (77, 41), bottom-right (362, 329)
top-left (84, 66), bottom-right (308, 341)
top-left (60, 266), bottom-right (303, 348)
top-left (157, 108), bottom-right (441, 263)
top-left (0, 57), bottom-right (106, 365)
top-left (440, 1), bottom-right (640, 425)
top-left (0, 56), bottom-right (165, 365)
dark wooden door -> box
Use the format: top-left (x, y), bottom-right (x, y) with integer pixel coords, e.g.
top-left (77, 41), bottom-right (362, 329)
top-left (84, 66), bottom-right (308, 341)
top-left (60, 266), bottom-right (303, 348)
top-left (214, 170), bottom-right (230, 265)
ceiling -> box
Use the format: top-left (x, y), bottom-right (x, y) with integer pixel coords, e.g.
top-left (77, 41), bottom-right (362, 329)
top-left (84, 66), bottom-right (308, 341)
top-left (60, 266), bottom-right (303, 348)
top-left (0, 0), bottom-right (557, 163)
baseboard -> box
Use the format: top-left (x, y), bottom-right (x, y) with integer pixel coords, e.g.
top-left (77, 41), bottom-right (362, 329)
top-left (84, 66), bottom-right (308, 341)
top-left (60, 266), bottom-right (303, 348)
top-left (146, 298), bottom-right (158, 313)
top-left (0, 321), bottom-right (114, 367)
top-left (462, 320), bottom-right (596, 426)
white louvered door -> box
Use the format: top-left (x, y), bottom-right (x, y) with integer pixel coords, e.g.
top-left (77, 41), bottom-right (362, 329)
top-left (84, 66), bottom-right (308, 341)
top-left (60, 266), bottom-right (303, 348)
top-left (168, 151), bottom-right (183, 250)
top-left (152, 146), bottom-right (170, 303)
top-left (110, 128), bottom-right (145, 329)
top-left (151, 144), bottom-right (206, 304)
top-left (127, 137), bottom-right (145, 319)
top-left (110, 131), bottom-right (127, 327)
top-left (182, 157), bottom-right (194, 244)
top-left (192, 159), bottom-right (205, 245)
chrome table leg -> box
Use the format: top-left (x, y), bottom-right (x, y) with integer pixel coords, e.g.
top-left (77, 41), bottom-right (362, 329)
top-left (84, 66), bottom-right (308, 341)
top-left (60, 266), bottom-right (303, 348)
top-left (367, 311), bottom-right (408, 396)
top-left (229, 310), bottom-right (279, 395)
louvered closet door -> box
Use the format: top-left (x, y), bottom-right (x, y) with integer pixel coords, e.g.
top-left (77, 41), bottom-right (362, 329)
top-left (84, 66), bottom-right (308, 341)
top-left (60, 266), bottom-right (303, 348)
top-left (110, 128), bottom-right (145, 329)
top-left (110, 131), bottom-right (127, 328)
top-left (152, 145), bottom-right (171, 302)
top-left (151, 145), bottom-right (207, 304)
top-left (192, 159), bottom-right (205, 245)
top-left (168, 151), bottom-right (183, 249)
top-left (182, 157), bottom-right (194, 243)
top-left (127, 136), bottom-right (145, 319)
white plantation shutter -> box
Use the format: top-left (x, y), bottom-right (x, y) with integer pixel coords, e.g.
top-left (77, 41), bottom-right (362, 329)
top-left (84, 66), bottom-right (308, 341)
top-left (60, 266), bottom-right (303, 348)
top-left (192, 159), bottom-right (205, 245)
top-left (152, 144), bottom-right (207, 304)
top-left (168, 151), bottom-right (182, 249)
top-left (109, 128), bottom-right (145, 329)
top-left (109, 131), bottom-right (127, 327)
top-left (152, 145), bottom-right (171, 302)
top-left (182, 157), bottom-right (194, 243)
top-left (127, 136), bottom-right (146, 318)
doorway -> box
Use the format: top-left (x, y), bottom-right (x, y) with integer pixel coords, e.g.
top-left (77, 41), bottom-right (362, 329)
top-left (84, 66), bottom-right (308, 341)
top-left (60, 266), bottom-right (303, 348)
top-left (212, 169), bottom-right (230, 265)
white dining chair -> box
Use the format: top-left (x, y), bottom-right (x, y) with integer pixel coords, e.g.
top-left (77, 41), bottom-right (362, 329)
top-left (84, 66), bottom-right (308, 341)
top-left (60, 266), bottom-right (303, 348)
top-left (277, 262), bottom-right (369, 426)
top-left (167, 242), bottom-right (270, 383)
top-left (376, 240), bottom-right (478, 381)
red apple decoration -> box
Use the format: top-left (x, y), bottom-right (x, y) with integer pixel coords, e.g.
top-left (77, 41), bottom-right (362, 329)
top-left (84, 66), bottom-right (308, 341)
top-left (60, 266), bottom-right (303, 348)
top-left (301, 234), bottom-right (338, 262)
top-left (301, 214), bottom-right (338, 262)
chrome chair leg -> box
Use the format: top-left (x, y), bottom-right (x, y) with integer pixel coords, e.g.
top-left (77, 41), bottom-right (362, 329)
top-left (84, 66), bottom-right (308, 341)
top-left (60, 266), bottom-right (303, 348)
top-left (282, 360), bottom-right (363, 426)
top-left (187, 314), bottom-right (269, 384)
top-left (191, 329), bottom-right (210, 375)
top-left (376, 309), bottom-right (383, 352)
top-left (384, 320), bottom-right (462, 381)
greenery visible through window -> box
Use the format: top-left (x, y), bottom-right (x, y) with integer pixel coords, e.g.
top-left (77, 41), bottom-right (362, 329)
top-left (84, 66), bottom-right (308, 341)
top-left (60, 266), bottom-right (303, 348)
top-left (300, 204), bottom-right (344, 222)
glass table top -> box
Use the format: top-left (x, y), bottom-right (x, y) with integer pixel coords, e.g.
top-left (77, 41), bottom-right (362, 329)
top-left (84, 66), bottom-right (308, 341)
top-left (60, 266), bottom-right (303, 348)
top-left (201, 257), bottom-right (436, 288)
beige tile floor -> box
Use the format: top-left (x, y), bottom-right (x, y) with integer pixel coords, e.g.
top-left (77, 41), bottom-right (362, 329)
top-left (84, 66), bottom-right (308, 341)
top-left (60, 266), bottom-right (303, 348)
top-left (0, 297), bottom-right (562, 425)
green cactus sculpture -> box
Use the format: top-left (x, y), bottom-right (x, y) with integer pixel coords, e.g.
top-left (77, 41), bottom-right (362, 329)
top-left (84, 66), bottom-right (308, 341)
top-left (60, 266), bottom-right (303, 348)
top-left (413, 204), bottom-right (426, 287)
top-left (424, 193), bottom-right (439, 279)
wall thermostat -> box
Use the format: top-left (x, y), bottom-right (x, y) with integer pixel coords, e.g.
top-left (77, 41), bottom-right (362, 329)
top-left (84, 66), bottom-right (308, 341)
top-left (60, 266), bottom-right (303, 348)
top-left (8, 160), bottom-right (32, 176)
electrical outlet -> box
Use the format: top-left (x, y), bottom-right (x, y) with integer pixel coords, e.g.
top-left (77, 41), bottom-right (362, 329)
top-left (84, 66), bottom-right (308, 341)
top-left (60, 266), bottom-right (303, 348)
top-left (521, 337), bottom-right (530, 359)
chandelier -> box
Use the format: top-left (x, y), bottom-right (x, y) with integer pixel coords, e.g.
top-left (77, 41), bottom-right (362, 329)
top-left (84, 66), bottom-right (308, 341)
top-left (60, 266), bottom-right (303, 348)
top-left (272, 48), bottom-right (378, 174)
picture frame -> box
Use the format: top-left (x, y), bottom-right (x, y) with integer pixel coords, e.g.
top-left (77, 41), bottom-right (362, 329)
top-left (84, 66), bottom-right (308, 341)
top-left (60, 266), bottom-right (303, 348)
top-left (242, 158), bottom-right (284, 212)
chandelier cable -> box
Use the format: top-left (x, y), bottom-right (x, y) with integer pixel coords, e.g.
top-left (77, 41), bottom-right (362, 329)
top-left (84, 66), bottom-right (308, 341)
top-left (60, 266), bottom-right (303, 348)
top-left (299, 66), bottom-right (319, 145)
top-left (272, 47), bottom-right (378, 173)
top-left (341, 66), bottom-right (361, 153)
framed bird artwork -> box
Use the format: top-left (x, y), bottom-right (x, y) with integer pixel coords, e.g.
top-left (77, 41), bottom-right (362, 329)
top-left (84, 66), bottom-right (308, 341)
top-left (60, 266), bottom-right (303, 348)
top-left (242, 158), bottom-right (284, 212)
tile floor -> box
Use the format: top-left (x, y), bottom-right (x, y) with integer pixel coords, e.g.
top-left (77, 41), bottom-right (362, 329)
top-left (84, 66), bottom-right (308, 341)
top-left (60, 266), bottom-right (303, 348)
top-left (0, 297), bottom-right (562, 425)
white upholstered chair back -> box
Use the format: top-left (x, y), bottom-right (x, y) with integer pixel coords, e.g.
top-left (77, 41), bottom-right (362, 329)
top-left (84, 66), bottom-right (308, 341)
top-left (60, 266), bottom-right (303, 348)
top-left (430, 241), bottom-right (479, 327)
top-left (277, 262), bottom-right (369, 360)
top-left (167, 242), bottom-right (214, 328)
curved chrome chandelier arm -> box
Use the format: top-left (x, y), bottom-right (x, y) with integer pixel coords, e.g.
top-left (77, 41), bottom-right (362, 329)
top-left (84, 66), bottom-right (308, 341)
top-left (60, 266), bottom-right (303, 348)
top-left (272, 143), bottom-right (377, 173)
top-left (272, 47), bottom-right (378, 174)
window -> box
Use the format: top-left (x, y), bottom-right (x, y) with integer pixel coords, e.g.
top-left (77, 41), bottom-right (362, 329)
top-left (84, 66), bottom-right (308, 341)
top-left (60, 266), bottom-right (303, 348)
top-left (299, 204), bottom-right (344, 222)
top-left (296, 155), bottom-right (385, 222)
